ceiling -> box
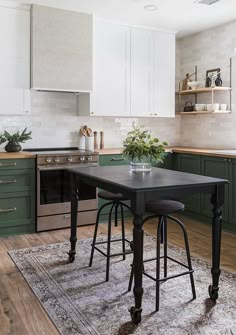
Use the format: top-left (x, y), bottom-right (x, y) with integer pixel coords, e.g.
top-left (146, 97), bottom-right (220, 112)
top-left (6, 0), bottom-right (236, 37)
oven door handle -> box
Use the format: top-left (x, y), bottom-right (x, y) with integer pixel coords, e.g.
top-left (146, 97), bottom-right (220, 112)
top-left (37, 163), bottom-right (98, 171)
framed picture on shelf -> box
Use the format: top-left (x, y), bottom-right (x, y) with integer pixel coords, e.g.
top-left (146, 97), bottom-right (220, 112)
top-left (205, 68), bottom-right (220, 87)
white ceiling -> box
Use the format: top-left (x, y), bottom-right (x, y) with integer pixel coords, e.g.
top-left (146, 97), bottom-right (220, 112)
top-left (6, 0), bottom-right (236, 37)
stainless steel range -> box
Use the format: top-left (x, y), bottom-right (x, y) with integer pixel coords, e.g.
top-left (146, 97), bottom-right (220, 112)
top-left (25, 147), bottom-right (98, 232)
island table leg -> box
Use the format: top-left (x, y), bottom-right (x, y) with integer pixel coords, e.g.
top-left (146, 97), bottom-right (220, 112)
top-left (68, 173), bottom-right (79, 262)
top-left (209, 184), bottom-right (224, 300)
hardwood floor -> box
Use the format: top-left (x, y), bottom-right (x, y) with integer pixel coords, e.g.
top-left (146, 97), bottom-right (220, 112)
top-left (0, 217), bottom-right (235, 335)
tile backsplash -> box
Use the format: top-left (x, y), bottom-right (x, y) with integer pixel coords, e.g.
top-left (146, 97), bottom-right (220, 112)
top-left (0, 90), bottom-right (180, 150)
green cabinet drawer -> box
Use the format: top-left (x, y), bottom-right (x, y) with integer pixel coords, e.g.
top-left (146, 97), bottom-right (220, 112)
top-left (99, 154), bottom-right (129, 166)
top-left (0, 158), bottom-right (35, 171)
top-left (0, 170), bottom-right (35, 193)
top-left (0, 192), bottom-right (35, 227)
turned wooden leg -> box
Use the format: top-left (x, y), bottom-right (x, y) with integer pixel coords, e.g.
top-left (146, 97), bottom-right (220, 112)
top-left (129, 212), bottom-right (144, 324)
top-left (69, 173), bottom-right (79, 262)
top-left (209, 184), bottom-right (224, 300)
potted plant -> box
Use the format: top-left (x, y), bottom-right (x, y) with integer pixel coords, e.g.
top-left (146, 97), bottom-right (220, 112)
top-left (0, 128), bottom-right (32, 152)
top-left (122, 126), bottom-right (168, 172)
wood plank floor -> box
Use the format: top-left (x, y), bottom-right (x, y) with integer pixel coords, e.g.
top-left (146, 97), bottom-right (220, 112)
top-left (0, 216), bottom-right (235, 335)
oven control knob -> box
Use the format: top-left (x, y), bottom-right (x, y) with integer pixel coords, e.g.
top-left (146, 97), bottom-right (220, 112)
top-left (87, 156), bottom-right (93, 161)
top-left (80, 156), bottom-right (85, 161)
top-left (45, 158), bottom-right (52, 163)
top-left (54, 158), bottom-right (60, 163)
top-left (67, 156), bottom-right (73, 162)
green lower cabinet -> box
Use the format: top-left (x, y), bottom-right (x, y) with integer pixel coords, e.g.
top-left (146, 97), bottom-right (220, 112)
top-left (152, 152), bottom-right (172, 169)
top-left (228, 158), bottom-right (236, 230)
top-left (200, 156), bottom-right (229, 223)
top-left (0, 158), bottom-right (36, 236)
top-left (177, 154), bottom-right (201, 214)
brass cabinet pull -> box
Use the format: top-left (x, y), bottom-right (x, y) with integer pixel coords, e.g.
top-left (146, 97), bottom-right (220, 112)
top-left (0, 179), bottom-right (16, 184)
top-left (0, 163), bottom-right (16, 167)
top-left (0, 207), bottom-right (16, 213)
top-left (111, 158), bottom-right (125, 162)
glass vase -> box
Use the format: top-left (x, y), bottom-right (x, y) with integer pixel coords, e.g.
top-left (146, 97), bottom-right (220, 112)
top-left (130, 158), bottom-right (152, 173)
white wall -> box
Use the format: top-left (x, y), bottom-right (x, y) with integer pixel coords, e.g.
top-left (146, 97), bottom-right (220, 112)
top-left (0, 90), bottom-right (180, 150)
top-left (178, 20), bottom-right (236, 149)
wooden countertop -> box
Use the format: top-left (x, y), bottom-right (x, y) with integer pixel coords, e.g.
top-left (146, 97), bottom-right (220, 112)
top-left (0, 151), bottom-right (36, 159)
top-left (97, 147), bottom-right (236, 158)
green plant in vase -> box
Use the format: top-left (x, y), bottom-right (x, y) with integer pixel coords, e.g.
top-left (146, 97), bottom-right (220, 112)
top-left (123, 126), bottom-right (168, 172)
top-left (2, 128), bottom-right (32, 152)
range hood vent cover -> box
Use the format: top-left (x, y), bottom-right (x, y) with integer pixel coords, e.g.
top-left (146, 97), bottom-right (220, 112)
top-left (194, 0), bottom-right (221, 5)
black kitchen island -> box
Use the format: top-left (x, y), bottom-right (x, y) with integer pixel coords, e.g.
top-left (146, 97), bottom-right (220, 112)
top-left (67, 165), bottom-right (227, 324)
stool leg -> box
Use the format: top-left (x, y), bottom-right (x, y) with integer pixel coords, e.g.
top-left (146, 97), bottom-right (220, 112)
top-left (120, 203), bottom-right (126, 260)
top-left (89, 202), bottom-right (113, 267)
top-left (114, 202), bottom-right (119, 227)
top-left (106, 202), bottom-right (116, 282)
top-left (156, 216), bottom-right (163, 312)
top-left (167, 215), bottom-right (196, 300)
top-left (163, 216), bottom-right (168, 278)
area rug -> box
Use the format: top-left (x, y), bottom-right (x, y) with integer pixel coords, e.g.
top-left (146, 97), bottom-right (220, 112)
top-left (9, 233), bottom-right (236, 335)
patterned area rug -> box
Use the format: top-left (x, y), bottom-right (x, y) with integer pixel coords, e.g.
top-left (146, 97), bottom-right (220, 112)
top-left (9, 233), bottom-right (236, 335)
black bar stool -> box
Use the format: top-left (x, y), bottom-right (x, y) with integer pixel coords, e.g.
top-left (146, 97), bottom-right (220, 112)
top-left (89, 190), bottom-right (133, 282)
top-left (128, 200), bottom-right (196, 311)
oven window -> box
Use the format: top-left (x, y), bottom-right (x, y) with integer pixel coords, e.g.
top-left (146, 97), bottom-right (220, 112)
top-left (40, 170), bottom-right (96, 205)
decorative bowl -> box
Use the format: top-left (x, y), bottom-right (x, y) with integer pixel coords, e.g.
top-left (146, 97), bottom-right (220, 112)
top-left (188, 81), bottom-right (204, 90)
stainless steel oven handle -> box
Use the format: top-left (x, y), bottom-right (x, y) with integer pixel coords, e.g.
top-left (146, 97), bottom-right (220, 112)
top-left (38, 163), bottom-right (98, 171)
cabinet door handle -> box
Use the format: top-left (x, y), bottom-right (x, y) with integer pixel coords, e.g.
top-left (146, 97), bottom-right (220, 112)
top-left (64, 214), bottom-right (71, 219)
top-left (110, 158), bottom-right (125, 162)
top-left (0, 207), bottom-right (16, 213)
top-left (0, 163), bottom-right (16, 167)
top-left (229, 159), bottom-right (231, 163)
top-left (0, 179), bottom-right (16, 184)
top-left (224, 158), bottom-right (227, 162)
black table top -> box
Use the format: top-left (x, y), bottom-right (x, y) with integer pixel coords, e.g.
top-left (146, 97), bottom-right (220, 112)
top-left (69, 166), bottom-right (228, 192)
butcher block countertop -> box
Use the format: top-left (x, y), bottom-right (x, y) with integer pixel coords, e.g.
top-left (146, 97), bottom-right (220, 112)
top-left (0, 152), bottom-right (36, 159)
top-left (97, 147), bottom-right (236, 158)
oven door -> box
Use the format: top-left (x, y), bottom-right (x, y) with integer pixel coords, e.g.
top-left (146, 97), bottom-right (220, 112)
top-left (37, 165), bottom-right (97, 217)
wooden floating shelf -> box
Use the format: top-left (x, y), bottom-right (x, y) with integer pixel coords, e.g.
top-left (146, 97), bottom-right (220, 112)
top-left (180, 110), bottom-right (232, 115)
top-left (179, 87), bottom-right (232, 95)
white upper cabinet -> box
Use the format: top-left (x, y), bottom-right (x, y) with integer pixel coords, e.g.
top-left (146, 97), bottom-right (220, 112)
top-left (31, 5), bottom-right (93, 92)
top-left (154, 32), bottom-right (175, 117)
top-left (0, 5), bottom-right (30, 115)
top-left (79, 21), bottom-right (176, 118)
top-left (90, 19), bottom-right (131, 116)
top-left (130, 27), bottom-right (154, 117)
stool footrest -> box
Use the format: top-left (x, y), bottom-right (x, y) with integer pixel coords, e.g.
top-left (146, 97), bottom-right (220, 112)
top-left (92, 238), bottom-right (131, 246)
top-left (143, 269), bottom-right (194, 283)
top-left (93, 245), bottom-right (133, 258)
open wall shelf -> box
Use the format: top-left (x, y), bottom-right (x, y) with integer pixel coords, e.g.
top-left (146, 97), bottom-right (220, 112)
top-left (180, 87), bottom-right (231, 95)
top-left (178, 59), bottom-right (232, 115)
top-left (180, 110), bottom-right (232, 115)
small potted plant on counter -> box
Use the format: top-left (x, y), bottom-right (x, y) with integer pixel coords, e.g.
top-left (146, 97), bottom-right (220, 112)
top-left (0, 128), bottom-right (32, 152)
top-left (123, 126), bottom-right (168, 172)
